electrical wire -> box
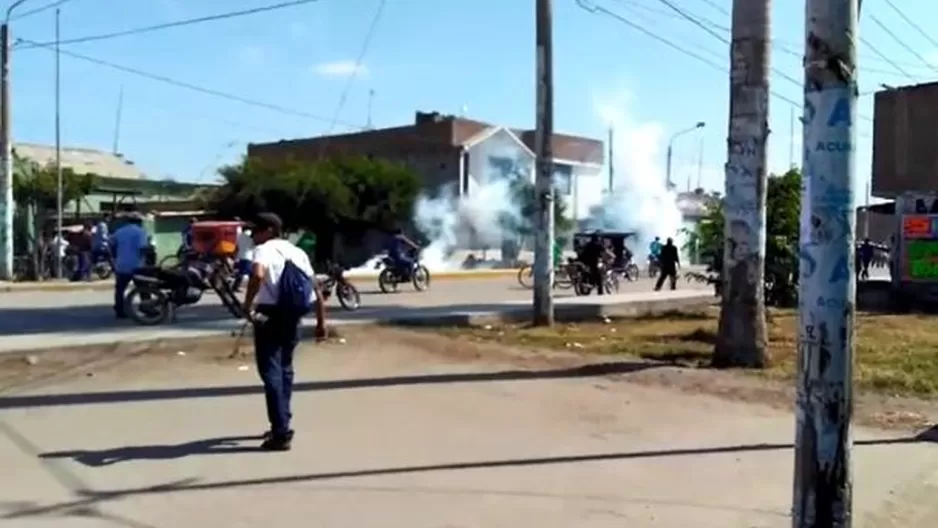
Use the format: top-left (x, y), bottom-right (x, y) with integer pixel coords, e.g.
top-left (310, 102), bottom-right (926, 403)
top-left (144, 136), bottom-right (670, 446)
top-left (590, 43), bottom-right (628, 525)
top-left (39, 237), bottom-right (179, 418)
top-left (693, 0), bottom-right (728, 17)
top-left (320, 0), bottom-right (386, 136)
top-left (882, 0), bottom-right (938, 51)
top-left (18, 37), bottom-right (357, 128)
top-left (653, 0), bottom-right (802, 88)
top-left (15, 0), bottom-right (324, 49)
top-left (868, 13), bottom-right (938, 74)
top-left (9, 0), bottom-right (77, 22)
top-left (858, 34), bottom-right (916, 81)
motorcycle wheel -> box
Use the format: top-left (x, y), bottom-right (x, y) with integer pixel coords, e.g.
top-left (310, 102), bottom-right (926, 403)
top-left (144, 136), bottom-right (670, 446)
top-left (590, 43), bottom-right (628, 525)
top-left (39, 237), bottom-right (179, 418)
top-left (125, 287), bottom-right (173, 325)
top-left (517, 264), bottom-right (534, 289)
top-left (626, 264), bottom-right (640, 282)
top-left (94, 262), bottom-right (113, 281)
top-left (573, 277), bottom-right (592, 296)
top-left (378, 269), bottom-right (399, 294)
top-left (412, 265), bottom-right (431, 291)
top-left (337, 282), bottom-right (361, 311)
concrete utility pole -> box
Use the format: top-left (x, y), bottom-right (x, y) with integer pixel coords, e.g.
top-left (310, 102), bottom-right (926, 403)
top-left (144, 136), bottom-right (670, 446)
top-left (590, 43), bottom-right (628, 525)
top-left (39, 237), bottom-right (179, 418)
top-left (713, 0), bottom-right (770, 368)
top-left (608, 126), bottom-right (614, 192)
top-left (54, 8), bottom-right (63, 279)
top-left (665, 122), bottom-right (705, 190)
top-left (0, 0), bottom-right (33, 280)
top-left (533, 0), bottom-right (555, 326)
top-left (792, 0), bottom-right (860, 524)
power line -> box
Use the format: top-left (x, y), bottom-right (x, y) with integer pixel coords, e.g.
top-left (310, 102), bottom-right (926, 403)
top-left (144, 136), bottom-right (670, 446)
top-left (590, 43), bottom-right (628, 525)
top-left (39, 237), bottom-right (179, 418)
top-left (868, 13), bottom-right (938, 74)
top-left (882, 0), bottom-right (938, 50)
top-left (9, 0), bottom-right (77, 22)
top-left (858, 34), bottom-right (916, 81)
top-left (320, 0), bottom-right (386, 136)
top-left (15, 0), bottom-right (324, 49)
top-left (653, 0), bottom-right (802, 87)
top-left (18, 37), bottom-right (358, 128)
top-left (693, 0), bottom-right (729, 17)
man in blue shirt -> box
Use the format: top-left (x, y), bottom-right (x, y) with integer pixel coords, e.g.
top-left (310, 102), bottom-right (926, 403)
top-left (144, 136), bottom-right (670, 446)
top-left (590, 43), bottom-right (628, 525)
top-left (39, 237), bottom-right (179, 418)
top-left (109, 213), bottom-right (150, 319)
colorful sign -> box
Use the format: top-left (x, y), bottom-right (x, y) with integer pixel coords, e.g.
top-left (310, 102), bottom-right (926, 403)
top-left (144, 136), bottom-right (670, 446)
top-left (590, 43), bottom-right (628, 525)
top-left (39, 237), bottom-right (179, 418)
top-left (901, 215), bottom-right (938, 281)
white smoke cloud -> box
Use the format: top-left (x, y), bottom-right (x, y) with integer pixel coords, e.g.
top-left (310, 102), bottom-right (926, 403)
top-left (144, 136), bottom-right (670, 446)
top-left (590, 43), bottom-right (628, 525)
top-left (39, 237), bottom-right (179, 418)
top-left (580, 93), bottom-right (688, 258)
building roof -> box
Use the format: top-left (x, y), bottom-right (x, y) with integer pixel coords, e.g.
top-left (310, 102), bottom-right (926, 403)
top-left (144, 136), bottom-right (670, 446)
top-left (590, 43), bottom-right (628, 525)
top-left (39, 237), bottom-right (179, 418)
top-left (13, 142), bottom-right (147, 180)
top-left (248, 111), bottom-right (604, 165)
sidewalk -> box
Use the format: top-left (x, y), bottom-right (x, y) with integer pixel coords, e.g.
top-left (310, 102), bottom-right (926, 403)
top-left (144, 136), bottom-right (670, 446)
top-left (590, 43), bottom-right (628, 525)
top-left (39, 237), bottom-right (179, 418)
top-left (0, 330), bottom-right (935, 527)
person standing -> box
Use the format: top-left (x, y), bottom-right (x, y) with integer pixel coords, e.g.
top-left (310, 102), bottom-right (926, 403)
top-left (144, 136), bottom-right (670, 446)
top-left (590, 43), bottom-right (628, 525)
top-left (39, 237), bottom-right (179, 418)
top-left (109, 213), bottom-right (150, 318)
top-left (233, 223), bottom-right (254, 292)
top-left (241, 213), bottom-right (326, 451)
top-left (654, 237), bottom-right (681, 291)
top-left (578, 233), bottom-right (609, 296)
top-left (70, 224), bottom-right (94, 282)
top-left (92, 213), bottom-right (111, 263)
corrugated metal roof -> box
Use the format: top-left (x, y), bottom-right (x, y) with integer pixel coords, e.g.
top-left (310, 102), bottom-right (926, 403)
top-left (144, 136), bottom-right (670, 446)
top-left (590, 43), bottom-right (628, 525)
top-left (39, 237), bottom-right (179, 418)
top-left (14, 142), bottom-right (147, 180)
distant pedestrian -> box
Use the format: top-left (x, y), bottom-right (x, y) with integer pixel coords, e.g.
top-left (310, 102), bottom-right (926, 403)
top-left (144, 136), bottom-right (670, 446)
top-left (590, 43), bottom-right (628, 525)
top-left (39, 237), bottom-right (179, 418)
top-left (233, 222), bottom-right (254, 292)
top-left (241, 212), bottom-right (326, 451)
top-left (654, 237), bottom-right (680, 291)
top-left (70, 224), bottom-right (94, 282)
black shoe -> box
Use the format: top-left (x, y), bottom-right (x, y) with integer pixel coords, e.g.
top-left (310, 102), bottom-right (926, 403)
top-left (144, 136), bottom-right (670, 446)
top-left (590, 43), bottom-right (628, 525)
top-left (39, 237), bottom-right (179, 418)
top-left (260, 434), bottom-right (292, 451)
top-left (262, 428), bottom-right (294, 441)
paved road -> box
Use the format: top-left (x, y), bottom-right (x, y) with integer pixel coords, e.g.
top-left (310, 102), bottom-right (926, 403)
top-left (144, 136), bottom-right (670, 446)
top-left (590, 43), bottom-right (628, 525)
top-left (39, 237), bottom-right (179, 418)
top-left (0, 330), bottom-right (934, 527)
top-left (0, 274), bottom-right (709, 335)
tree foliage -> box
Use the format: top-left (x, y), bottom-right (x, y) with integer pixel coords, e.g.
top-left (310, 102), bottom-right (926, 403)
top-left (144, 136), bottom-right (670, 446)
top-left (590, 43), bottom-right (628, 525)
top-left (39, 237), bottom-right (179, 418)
top-left (13, 152), bottom-right (96, 209)
top-left (207, 155), bottom-right (421, 234)
top-left (689, 168), bottom-right (801, 306)
top-left (511, 178), bottom-right (574, 244)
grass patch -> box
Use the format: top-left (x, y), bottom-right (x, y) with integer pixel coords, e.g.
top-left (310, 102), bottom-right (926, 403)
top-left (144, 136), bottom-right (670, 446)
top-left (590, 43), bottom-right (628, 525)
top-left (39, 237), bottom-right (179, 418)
top-left (447, 309), bottom-right (938, 398)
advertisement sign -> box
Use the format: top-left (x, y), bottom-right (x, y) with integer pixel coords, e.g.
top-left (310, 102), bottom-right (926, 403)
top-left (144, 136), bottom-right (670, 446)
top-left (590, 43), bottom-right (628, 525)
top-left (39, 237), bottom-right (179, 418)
top-left (901, 214), bottom-right (938, 281)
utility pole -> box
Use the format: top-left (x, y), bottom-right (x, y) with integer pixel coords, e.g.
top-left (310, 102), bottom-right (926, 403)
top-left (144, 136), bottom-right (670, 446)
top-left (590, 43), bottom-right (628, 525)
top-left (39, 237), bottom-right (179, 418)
top-left (607, 126), bottom-right (614, 192)
top-left (54, 8), bottom-right (63, 279)
top-left (713, 0), bottom-right (770, 368)
top-left (791, 0), bottom-right (859, 524)
top-left (112, 86), bottom-right (124, 155)
top-left (696, 136), bottom-right (704, 190)
top-left (533, 0), bottom-right (554, 326)
top-left (366, 89), bottom-right (375, 129)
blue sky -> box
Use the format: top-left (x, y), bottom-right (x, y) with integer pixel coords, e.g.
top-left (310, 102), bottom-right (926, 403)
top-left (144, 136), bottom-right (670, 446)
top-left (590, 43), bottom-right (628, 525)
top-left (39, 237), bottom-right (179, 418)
top-left (8, 0), bottom-right (938, 192)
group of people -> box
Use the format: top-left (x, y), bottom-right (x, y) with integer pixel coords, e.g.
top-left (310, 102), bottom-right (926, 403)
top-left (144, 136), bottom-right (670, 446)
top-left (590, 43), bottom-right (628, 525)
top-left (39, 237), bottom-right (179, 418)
top-left (569, 232), bottom-right (681, 295)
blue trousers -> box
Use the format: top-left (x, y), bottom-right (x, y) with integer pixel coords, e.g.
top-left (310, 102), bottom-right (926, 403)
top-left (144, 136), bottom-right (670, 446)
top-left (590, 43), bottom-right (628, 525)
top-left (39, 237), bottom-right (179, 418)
top-left (70, 251), bottom-right (91, 281)
top-left (253, 310), bottom-right (302, 436)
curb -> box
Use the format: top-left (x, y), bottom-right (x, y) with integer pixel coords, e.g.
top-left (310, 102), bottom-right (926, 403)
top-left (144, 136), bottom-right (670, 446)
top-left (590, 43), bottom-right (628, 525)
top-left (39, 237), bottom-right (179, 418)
top-left (0, 268), bottom-right (522, 294)
top-left (0, 294), bottom-right (715, 357)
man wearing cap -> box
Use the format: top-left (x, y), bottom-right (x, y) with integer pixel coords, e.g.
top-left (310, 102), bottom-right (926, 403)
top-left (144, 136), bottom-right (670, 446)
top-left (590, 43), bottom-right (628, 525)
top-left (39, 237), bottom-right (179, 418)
top-left (241, 212), bottom-right (326, 451)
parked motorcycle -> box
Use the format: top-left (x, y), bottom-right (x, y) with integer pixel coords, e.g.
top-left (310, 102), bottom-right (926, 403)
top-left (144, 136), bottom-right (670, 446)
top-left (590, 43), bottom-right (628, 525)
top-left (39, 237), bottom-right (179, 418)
top-left (318, 263), bottom-right (361, 311)
top-left (376, 253), bottom-right (430, 293)
top-left (647, 254), bottom-right (660, 278)
top-left (124, 261), bottom-right (244, 325)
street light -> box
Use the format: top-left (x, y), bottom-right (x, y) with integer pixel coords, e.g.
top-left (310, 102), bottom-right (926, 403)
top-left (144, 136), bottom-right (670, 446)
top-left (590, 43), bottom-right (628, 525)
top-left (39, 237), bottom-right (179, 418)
top-left (0, 0), bottom-right (35, 280)
top-left (665, 121), bottom-right (705, 191)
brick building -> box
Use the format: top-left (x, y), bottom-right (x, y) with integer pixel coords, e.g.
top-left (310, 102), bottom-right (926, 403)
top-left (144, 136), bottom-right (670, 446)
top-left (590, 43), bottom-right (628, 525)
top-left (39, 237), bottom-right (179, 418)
top-left (247, 111), bottom-right (604, 219)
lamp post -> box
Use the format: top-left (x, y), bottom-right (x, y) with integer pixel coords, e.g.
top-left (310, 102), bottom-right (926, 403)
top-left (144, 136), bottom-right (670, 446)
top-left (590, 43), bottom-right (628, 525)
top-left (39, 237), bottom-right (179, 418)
top-left (0, 0), bottom-right (36, 280)
top-left (665, 121), bottom-right (705, 191)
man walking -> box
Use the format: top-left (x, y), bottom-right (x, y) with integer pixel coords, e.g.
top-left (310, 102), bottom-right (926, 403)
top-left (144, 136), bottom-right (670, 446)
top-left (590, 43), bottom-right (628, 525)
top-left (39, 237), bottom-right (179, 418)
top-left (654, 237), bottom-right (681, 291)
top-left (109, 213), bottom-right (150, 318)
top-left (241, 213), bottom-right (326, 451)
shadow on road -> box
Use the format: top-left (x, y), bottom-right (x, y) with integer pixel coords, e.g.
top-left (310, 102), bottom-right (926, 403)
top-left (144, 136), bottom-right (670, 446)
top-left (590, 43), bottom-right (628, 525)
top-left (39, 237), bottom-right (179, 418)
top-left (0, 361), bottom-right (658, 410)
top-left (5, 432), bottom-right (933, 522)
top-left (39, 435), bottom-right (264, 467)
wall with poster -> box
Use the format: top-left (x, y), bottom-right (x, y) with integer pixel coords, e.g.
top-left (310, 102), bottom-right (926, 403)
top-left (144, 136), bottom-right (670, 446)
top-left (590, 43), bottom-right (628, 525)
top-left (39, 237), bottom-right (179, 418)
top-left (900, 214), bottom-right (938, 282)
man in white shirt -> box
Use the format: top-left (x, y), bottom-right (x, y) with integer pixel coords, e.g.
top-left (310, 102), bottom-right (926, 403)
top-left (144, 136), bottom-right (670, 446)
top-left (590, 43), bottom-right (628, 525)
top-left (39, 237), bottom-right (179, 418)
top-left (241, 212), bottom-right (326, 451)
top-left (233, 222), bottom-right (255, 292)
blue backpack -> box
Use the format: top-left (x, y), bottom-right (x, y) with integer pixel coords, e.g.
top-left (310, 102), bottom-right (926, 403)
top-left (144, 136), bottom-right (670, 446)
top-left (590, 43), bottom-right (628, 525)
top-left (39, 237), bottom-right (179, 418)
top-left (276, 257), bottom-right (314, 315)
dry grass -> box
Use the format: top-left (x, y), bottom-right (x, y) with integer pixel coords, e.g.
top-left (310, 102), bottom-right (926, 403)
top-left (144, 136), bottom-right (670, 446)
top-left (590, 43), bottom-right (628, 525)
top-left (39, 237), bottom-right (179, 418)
top-left (446, 308), bottom-right (938, 398)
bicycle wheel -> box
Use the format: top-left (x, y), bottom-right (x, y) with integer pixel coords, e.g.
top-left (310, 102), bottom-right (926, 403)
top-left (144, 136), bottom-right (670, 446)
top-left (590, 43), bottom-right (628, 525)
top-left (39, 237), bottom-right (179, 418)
top-left (517, 264), bottom-right (534, 289)
top-left (553, 267), bottom-right (574, 289)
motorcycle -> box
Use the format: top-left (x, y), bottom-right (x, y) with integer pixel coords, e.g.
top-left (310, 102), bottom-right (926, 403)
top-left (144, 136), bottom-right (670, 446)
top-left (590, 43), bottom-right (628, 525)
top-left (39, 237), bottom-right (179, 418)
top-left (571, 261), bottom-right (618, 296)
top-left (124, 261), bottom-right (244, 325)
top-left (318, 263), bottom-right (361, 311)
top-left (647, 254), bottom-right (660, 278)
top-left (376, 253), bottom-right (430, 293)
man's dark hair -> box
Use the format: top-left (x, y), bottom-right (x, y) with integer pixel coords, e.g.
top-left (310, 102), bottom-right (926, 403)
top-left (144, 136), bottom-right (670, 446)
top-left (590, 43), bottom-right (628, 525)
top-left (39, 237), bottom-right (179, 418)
top-left (253, 212), bottom-right (283, 236)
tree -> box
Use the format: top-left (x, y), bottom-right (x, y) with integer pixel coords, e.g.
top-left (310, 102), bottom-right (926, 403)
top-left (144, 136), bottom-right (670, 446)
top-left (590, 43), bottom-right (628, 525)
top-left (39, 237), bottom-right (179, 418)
top-left (690, 168), bottom-right (801, 311)
top-left (206, 155), bottom-right (421, 266)
top-left (12, 152), bottom-right (97, 277)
